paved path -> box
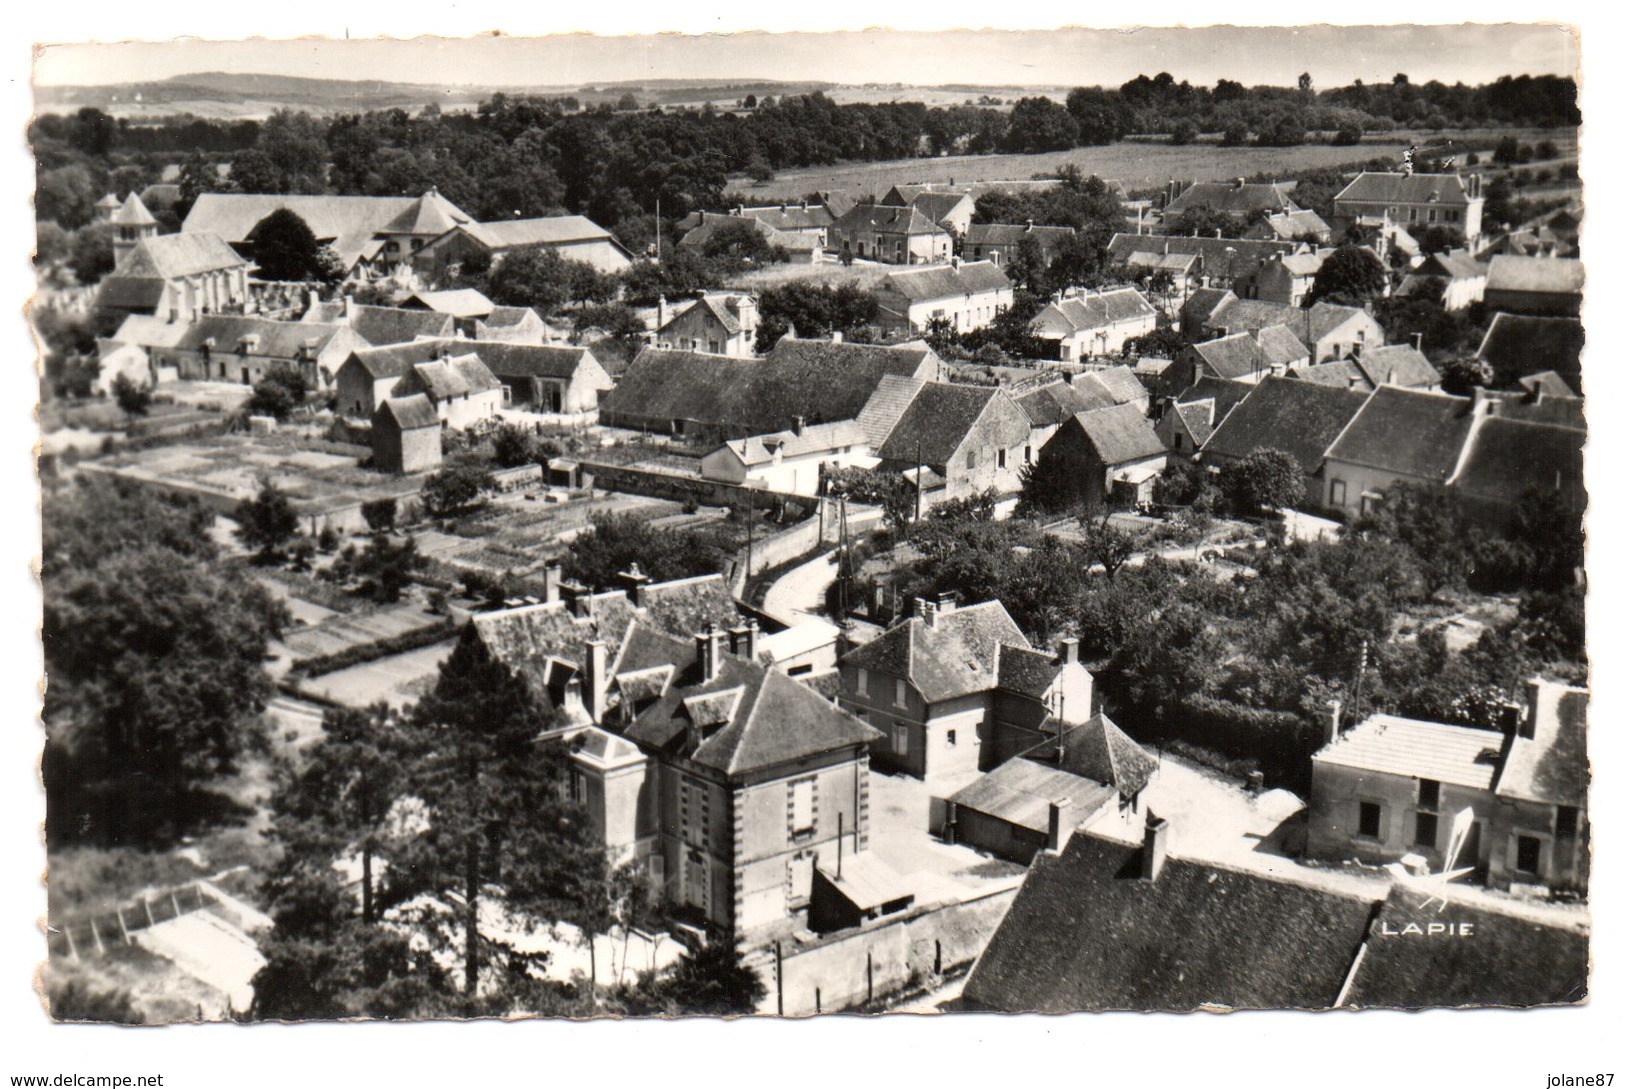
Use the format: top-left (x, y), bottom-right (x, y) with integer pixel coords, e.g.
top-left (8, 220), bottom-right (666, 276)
top-left (759, 548), bottom-right (839, 626)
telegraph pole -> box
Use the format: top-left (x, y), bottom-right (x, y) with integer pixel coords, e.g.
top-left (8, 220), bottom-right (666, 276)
top-left (1350, 640), bottom-right (1370, 724)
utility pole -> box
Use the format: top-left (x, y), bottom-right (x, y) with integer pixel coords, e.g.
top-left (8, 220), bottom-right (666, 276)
top-left (915, 436), bottom-right (924, 523)
top-left (746, 488), bottom-right (755, 579)
top-left (1351, 640), bottom-right (1370, 724)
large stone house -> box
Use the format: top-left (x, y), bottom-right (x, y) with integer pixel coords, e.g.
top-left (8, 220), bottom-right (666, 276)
top-left (172, 315), bottom-right (368, 389)
top-left (390, 353), bottom-right (504, 430)
top-left (1307, 679), bottom-right (1587, 895)
top-left (1198, 376), bottom-right (1372, 511)
top-left (831, 204), bottom-right (952, 265)
top-left (1483, 255), bottom-right (1584, 316)
top-left (1332, 172), bottom-right (1485, 241)
top-left (337, 339), bottom-right (613, 419)
top-left (371, 394), bottom-right (442, 474)
top-left (871, 259), bottom-right (1013, 336)
top-left (1028, 286), bottom-right (1158, 362)
top-left (656, 292), bottom-right (760, 357)
top-left (1031, 403), bottom-right (1168, 509)
top-left (963, 222), bottom-right (1076, 268)
top-left (876, 382), bottom-right (1032, 506)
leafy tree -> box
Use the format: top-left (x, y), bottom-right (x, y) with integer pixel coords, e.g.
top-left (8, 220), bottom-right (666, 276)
top-left (1168, 118), bottom-right (1198, 146)
top-left (248, 208), bottom-right (338, 283)
top-left (572, 302), bottom-right (647, 364)
top-left (34, 220), bottom-right (73, 270)
top-left (485, 247), bottom-right (606, 316)
top-left (420, 462), bottom-right (496, 518)
top-left (1082, 517), bottom-right (1137, 579)
top-left (1002, 96), bottom-right (1080, 153)
top-left (697, 217), bottom-right (789, 272)
top-left (1169, 205), bottom-right (1244, 239)
top-left (1221, 121), bottom-right (1250, 147)
top-left (111, 372), bottom-right (152, 422)
top-left (1220, 449), bottom-right (1305, 515)
top-left (235, 481), bottom-right (301, 560)
top-left (1016, 444), bottom-right (1082, 519)
top-left (361, 497), bottom-right (398, 533)
top-left (655, 934), bottom-right (767, 1016)
top-left (42, 482), bottom-right (286, 847)
top-left (491, 423), bottom-right (542, 468)
top-left (69, 228), bottom-right (115, 285)
top-left (244, 370), bottom-right (310, 421)
top-left (564, 512), bottom-right (732, 587)
top-left (354, 533), bottom-right (423, 603)
top-left (754, 282), bottom-right (881, 351)
top-left (1064, 87), bottom-right (1131, 145)
top-left (1124, 325), bottom-right (1187, 359)
top-left (1331, 122), bottom-right (1363, 146)
top-left (46, 978), bottom-right (144, 1024)
top-left (1354, 482), bottom-right (1470, 595)
top-left (1306, 245), bottom-right (1388, 307)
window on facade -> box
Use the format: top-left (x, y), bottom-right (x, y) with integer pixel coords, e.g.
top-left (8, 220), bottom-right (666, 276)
top-left (894, 678), bottom-right (907, 708)
top-left (1414, 811), bottom-right (1438, 849)
top-left (1556, 806), bottom-right (1580, 838)
top-left (946, 729), bottom-right (957, 748)
top-left (856, 667), bottom-right (869, 696)
top-left (787, 776), bottom-right (817, 839)
top-left (891, 723), bottom-right (909, 757)
top-left (1516, 835), bottom-right (1542, 874)
top-left (569, 768), bottom-right (585, 804)
top-left (997, 448), bottom-right (1007, 470)
top-left (1418, 779), bottom-right (1441, 808)
top-left (1358, 801), bottom-right (1382, 839)
top-left (1330, 479), bottom-right (1347, 506)
top-left (966, 449), bottom-right (977, 470)
top-left (1174, 432), bottom-right (1184, 451)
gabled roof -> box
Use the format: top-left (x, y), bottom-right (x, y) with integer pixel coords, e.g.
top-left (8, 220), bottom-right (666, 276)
top-left (1169, 398), bottom-right (1216, 447)
top-left (1108, 234), bottom-right (1300, 282)
top-left (1254, 209), bottom-right (1331, 241)
top-left (1518, 371), bottom-right (1578, 400)
top-left (405, 354), bottom-right (501, 401)
top-left (910, 191), bottom-right (975, 225)
top-left (961, 830), bottom-right (1377, 1012)
top-left (855, 372), bottom-right (927, 447)
top-left (1324, 387), bottom-right (1477, 482)
top-left (109, 314), bottom-right (192, 350)
top-left (1334, 172), bottom-right (1478, 207)
top-left (722, 420), bottom-right (868, 466)
top-left (1343, 880), bottom-right (1588, 1009)
top-left (1453, 416), bottom-right (1586, 512)
top-left (1291, 359), bottom-right (1371, 390)
top-left (461, 215), bottom-right (623, 251)
top-left (964, 222), bottom-right (1076, 248)
top-left (182, 192), bottom-right (445, 244)
top-left (110, 232), bottom-right (247, 279)
top-left (876, 383), bottom-right (1017, 466)
top-left (342, 340), bottom-right (453, 381)
top-left (834, 203), bottom-right (950, 237)
top-left (402, 289), bottom-right (495, 320)
top-left (1486, 255), bottom-right (1585, 296)
top-left (841, 602), bottom-right (1030, 704)
top-left (1176, 375), bottom-right (1253, 424)
top-left (1496, 682), bottom-right (1588, 808)
top-left (624, 654), bottom-right (880, 777)
top-left (1203, 376), bottom-right (1370, 474)
top-left (1417, 249), bottom-right (1488, 281)
top-left (1166, 180), bottom-right (1298, 216)
top-left (1014, 381), bottom-right (1100, 428)
top-left (112, 192), bottom-right (157, 227)
top-left (347, 306), bottom-right (455, 347)
top-left (175, 315), bottom-right (349, 358)
top-left (877, 260), bottom-right (1011, 303)
top-left (1477, 314), bottom-right (1584, 392)
top-left (1181, 287), bottom-right (1236, 330)
top-left (382, 189), bottom-right (475, 236)
top-left (1032, 287), bottom-right (1156, 335)
top-left (994, 644), bottom-right (1064, 699)
top-left (469, 341), bottom-right (603, 382)
top-left (1069, 402), bottom-right (1167, 466)
top-left (946, 758), bottom-right (1115, 833)
top-left (1356, 344), bottom-right (1440, 389)
top-left (479, 306), bottom-right (545, 330)
top-left (1029, 713), bottom-right (1159, 800)
top-left (678, 213), bottom-right (779, 252)
top-left (374, 393), bottom-right (439, 431)
top-left (661, 293), bottom-right (751, 337)
top-left (737, 204), bottom-right (835, 231)
top-left (1189, 327), bottom-right (1306, 382)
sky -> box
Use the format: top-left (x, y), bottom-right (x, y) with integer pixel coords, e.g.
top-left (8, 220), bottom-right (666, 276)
top-left (33, 24), bottom-right (1579, 92)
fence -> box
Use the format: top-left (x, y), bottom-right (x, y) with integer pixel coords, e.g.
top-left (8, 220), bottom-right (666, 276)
top-left (755, 884), bottom-right (1020, 1015)
top-left (47, 872), bottom-right (254, 961)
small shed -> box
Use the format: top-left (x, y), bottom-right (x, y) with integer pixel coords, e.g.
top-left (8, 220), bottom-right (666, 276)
top-left (809, 852), bottom-right (915, 933)
top-left (372, 394), bottom-right (442, 475)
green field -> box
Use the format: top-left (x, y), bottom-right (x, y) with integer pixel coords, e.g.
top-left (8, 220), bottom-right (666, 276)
top-left (731, 128), bottom-right (1580, 201)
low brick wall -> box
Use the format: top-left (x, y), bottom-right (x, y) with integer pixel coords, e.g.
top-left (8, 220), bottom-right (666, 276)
top-left (580, 459), bottom-right (813, 518)
top-left (755, 883), bottom-right (1020, 1015)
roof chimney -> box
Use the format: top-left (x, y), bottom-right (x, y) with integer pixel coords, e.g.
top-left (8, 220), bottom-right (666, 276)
top-left (791, 415), bottom-right (806, 436)
top-left (1025, 219), bottom-right (1034, 232)
top-left (618, 561), bottom-right (653, 605)
top-left (696, 628), bottom-right (726, 682)
top-left (916, 597), bottom-right (938, 628)
top-left (1323, 699), bottom-right (1344, 747)
top-left (830, 330), bottom-right (843, 344)
top-left (1519, 679), bottom-right (1543, 740)
top-left (1141, 813), bottom-right (1170, 880)
top-left (1526, 380), bottom-right (1545, 405)
top-left (542, 561), bottom-right (563, 604)
top-left (1047, 797), bottom-right (1072, 854)
top-left (561, 579), bottom-right (593, 618)
top-left (1056, 637), bottom-right (1080, 665)
top-left (586, 639), bottom-right (609, 723)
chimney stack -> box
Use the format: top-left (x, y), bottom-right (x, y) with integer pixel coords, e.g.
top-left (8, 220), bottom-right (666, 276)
top-left (1324, 699), bottom-right (1344, 747)
top-left (1056, 637), bottom-right (1080, 665)
top-left (543, 561), bottom-right (563, 604)
top-left (696, 628), bottom-right (726, 682)
top-left (1025, 219), bottom-right (1034, 232)
top-left (741, 618), bottom-right (759, 661)
top-left (561, 579), bottom-right (593, 619)
top-left (1142, 812), bottom-right (1170, 880)
top-left (1520, 678), bottom-right (1543, 740)
top-left (1047, 797), bottom-right (1072, 854)
top-left (586, 639), bottom-right (609, 723)
top-left (916, 597), bottom-right (938, 628)
top-left (830, 330), bottom-right (843, 344)
top-left (618, 561), bottom-right (652, 605)
top-left (792, 415), bottom-right (806, 436)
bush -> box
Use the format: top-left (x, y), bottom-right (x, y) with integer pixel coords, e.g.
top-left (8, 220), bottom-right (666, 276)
top-left (361, 497), bottom-right (397, 533)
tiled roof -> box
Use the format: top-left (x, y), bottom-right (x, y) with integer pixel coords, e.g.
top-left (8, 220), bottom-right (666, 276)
top-left (1176, 376), bottom-right (1253, 423)
top-left (94, 277), bottom-right (168, 311)
top-left (995, 644), bottom-right (1062, 698)
top-left (182, 192), bottom-right (448, 244)
top-left (405, 354), bottom-right (501, 401)
top-left (947, 758), bottom-right (1114, 833)
top-left (1357, 344), bottom-right (1440, 389)
top-left (347, 306), bottom-right (455, 347)
top-left (1477, 314), bottom-right (1584, 392)
top-left (1418, 250), bottom-right (1488, 281)
top-left (1121, 250), bottom-right (1199, 274)
top-left (1453, 416), bottom-right (1586, 512)
top-left (1204, 376), bottom-right (1370, 474)
top-left (375, 393), bottom-right (439, 431)
top-left (723, 420), bottom-right (869, 466)
top-left (841, 601), bottom-right (1030, 704)
top-left (1486, 255), bottom-right (1585, 296)
top-left (624, 653), bottom-right (880, 776)
top-left (1027, 714), bottom-right (1159, 799)
top-left (112, 192), bottom-right (157, 227)
top-left (737, 204), bottom-right (835, 231)
top-left (462, 215), bottom-right (621, 250)
top-left (1190, 331), bottom-right (1287, 382)
top-left (961, 830), bottom-right (1377, 1012)
top-left (1170, 399), bottom-right (1216, 447)
top-left (1292, 360), bottom-right (1372, 390)
top-left (661, 293), bottom-right (750, 337)
top-left (834, 203), bottom-right (949, 237)
top-left (1313, 713), bottom-right (1505, 789)
top-left (1496, 682), bottom-right (1588, 808)
top-left (1071, 403), bottom-right (1165, 466)
top-left (111, 232), bottom-right (247, 279)
top-left (1181, 287), bottom-right (1235, 330)
top-left (1014, 381), bottom-right (1101, 428)
top-left (910, 191), bottom-right (974, 225)
top-left (109, 314), bottom-right (193, 350)
top-left (382, 190), bottom-right (474, 236)
top-left (964, 223), bottom-right (1076, 248)
top-left (403, 289), bottom-right (495, 319)
top-left (1334, 172), bottom-right (1477, 207)
top-left (1343, 881), bottom-right (1588, 1009)
top-left (678, 214), bottom-right (778, 252)
top-left (343, 340), bottom-right (454, 380)
top-left (1108, 234), bottom-right (1300, 282)
top-left (480, 306), bottom-right (544, 329)
top-left (469, 342), bottom-right (602, 382)
top-left (1167, 180), bottom-right (1298, 216)
top-left (1255, 209), bottom-right (1331, 241)
top-left (877, 383), bottom-right (1015, 466)
top-left (1207, 299), bottom-right (1372, 351)
top-left (1518, 371), bottom-right (1579, 400)
top-left (855, 373), bottom-right (927, 447)
top-left (1324, 387), bottom-right (1477, 482)
top-left (878, 260), bottom-right (1011, 302)
top-left (1032, 287), bottom-right (1156, 334)
top-left (175, 315), bottom-right (348, 359)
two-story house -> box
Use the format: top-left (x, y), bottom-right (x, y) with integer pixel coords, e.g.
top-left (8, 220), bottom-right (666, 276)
top-left (1332, 172), bottom-right (1485, 242)
top-left (832, 204), bottom-right (952, 265)
top-left (172, 315), bottom-right (368, 390)
top-left (1027, 403), bottom-right (1168, 509)
top-left (871, 259), bottom-right (1013, 336)
top-left (1028, 286), bottom-right (1158, 362)
top-left (699, 419), bottom-right (871, 497)
top-left (656, 292), bottom-right (761, 357)
top-left (875, 382), bottom-right (1032, 506)
top-left (963, 222), bottom-right (1076, 268)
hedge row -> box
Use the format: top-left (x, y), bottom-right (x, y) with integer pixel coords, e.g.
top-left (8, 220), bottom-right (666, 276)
top-left (289, 617), bottom-right (459, 678)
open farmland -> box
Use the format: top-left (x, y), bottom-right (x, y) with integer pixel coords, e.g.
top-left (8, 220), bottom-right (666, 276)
top-left (731, 127), bottom-right (1580, 200)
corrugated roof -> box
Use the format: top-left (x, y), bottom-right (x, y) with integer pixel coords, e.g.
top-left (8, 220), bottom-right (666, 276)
top-left (1204, 377), bottom-right (1371, 474)
top-left (1313, 713), bottom-right (1505, 788)
top-left (878, 260), bottom-right (1010, 303)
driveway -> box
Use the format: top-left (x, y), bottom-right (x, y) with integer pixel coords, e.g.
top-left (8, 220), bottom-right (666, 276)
top-left (759, 548), bottom-right (839, 626)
